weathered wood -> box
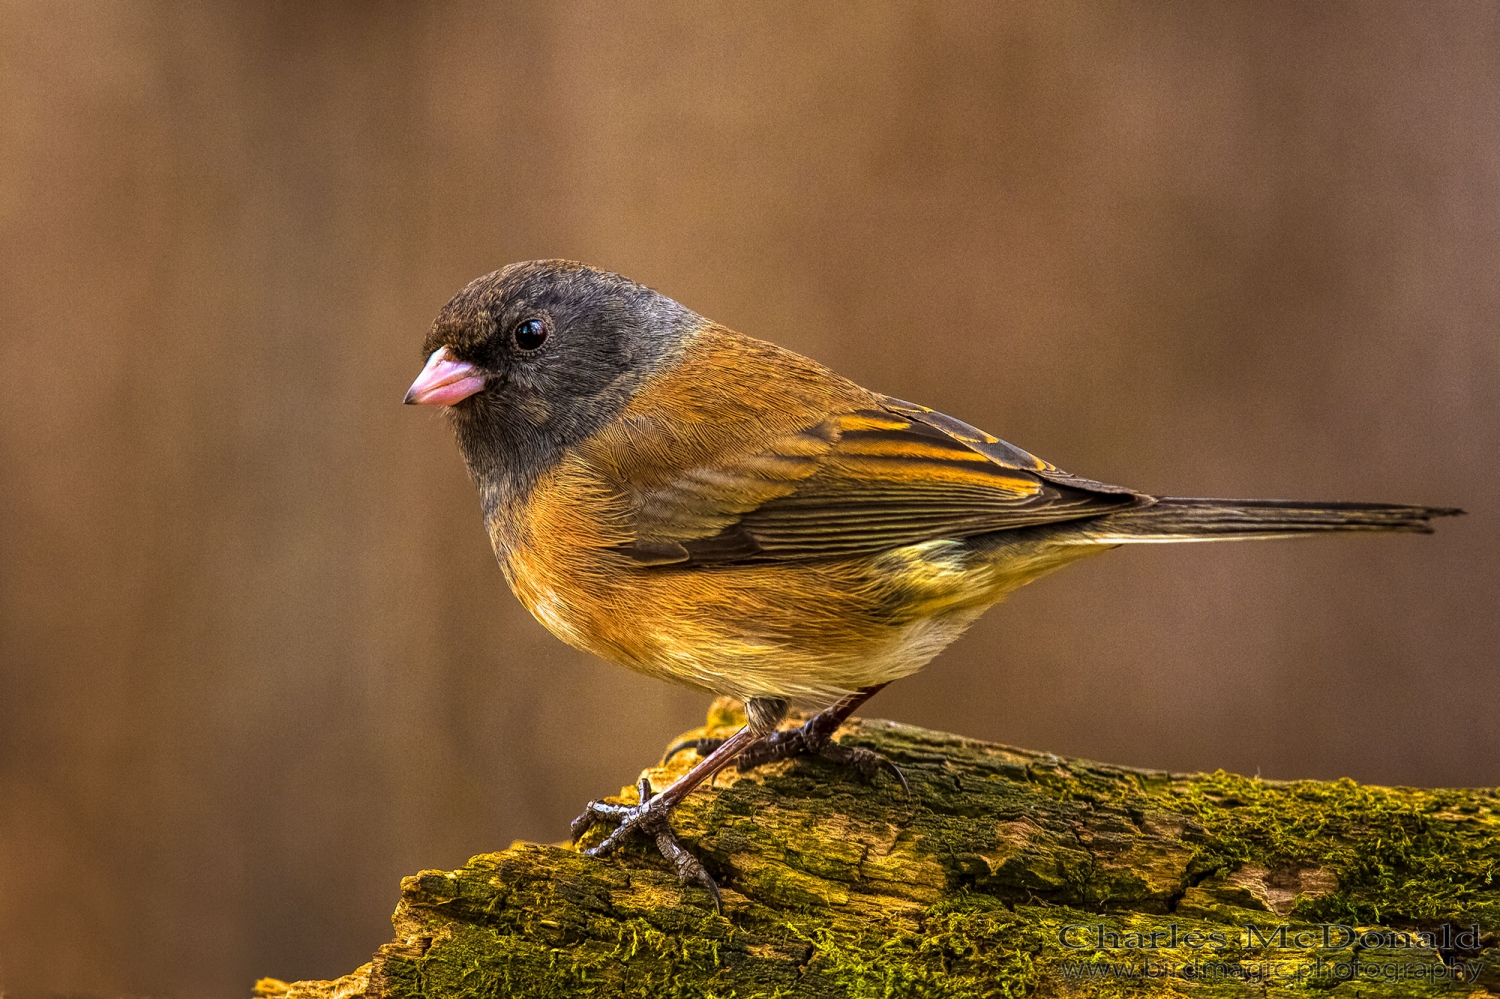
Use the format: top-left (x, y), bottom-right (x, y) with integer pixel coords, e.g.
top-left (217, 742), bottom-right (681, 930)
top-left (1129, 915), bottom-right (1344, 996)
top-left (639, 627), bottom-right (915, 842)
top-left (257, 698), bottom-right (1500, 998)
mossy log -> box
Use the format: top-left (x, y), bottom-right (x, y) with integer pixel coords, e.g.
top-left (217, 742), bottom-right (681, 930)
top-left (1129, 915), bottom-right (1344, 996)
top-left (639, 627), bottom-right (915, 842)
top-left (259, 699), bottom-right (1500, 998)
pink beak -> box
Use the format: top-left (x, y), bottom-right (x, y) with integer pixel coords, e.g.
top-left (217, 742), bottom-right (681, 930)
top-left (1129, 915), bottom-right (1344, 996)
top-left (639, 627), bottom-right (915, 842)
top-left (404, 347), bottom-right (486, 406)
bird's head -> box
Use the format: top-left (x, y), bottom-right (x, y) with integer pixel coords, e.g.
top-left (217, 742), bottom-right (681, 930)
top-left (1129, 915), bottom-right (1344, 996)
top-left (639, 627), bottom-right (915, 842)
top-left (406, 260), bottom-right (697, 500)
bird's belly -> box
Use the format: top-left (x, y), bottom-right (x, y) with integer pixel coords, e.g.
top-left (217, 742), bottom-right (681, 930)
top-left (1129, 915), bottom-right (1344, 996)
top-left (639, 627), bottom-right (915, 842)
top-left (500, 537), bottom-right (1043, 707)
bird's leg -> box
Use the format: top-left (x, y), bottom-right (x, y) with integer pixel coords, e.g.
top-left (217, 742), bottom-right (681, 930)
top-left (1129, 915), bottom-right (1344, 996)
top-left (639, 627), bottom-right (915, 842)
top-left (570, 696), bottom-right (788, 911)
top-left (667, 683), bottom-right (908, 795)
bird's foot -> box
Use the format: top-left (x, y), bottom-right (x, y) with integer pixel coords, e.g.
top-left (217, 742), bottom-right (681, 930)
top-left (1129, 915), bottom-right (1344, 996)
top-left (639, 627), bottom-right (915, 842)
top-left (570, 776), bottom-right (722, 911)
top-left (669, 713), bottom-right (909, 796)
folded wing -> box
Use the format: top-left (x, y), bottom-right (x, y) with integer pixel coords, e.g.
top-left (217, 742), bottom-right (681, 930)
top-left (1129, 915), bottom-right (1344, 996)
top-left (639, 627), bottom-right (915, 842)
top-left (608, 400), bottom-right (1146, 566)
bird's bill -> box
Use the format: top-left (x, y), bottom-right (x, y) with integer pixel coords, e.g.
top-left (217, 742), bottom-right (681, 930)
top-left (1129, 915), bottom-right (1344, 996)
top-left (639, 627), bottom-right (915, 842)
top-left (404, 347), bottom-right (486, 406)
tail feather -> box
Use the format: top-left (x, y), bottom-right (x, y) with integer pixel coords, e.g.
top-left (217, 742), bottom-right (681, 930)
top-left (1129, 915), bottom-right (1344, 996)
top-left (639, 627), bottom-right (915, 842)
top-left (1068, 497), bottom-right (1464, 544)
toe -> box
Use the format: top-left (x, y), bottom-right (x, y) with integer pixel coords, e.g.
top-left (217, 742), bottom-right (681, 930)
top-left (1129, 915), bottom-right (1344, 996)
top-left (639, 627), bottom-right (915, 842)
top-left (569, 811), bottom-right (598, 841)
top-left (653, 827), bottom-right (722, 913)
top-left (817, 742), bottom-right (911, 797)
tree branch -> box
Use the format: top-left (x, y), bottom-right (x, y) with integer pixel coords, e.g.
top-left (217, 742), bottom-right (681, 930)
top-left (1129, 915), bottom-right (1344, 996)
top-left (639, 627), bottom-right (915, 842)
top-left (257, 698), bottom-right (1500, 997)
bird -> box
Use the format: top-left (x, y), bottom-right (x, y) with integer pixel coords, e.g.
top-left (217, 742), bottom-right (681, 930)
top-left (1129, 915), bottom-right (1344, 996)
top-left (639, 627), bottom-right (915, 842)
top-left (404, 259), bottom-right (1460, 908)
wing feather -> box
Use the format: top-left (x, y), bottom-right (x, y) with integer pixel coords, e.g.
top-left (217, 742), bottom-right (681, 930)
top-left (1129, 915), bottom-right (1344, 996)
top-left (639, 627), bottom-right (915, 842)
top-left (609, 403), bottom-right (1144, 565)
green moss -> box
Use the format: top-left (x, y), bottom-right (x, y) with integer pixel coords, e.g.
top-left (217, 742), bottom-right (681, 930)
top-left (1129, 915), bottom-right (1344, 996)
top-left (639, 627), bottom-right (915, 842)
top-left (272, 707), bottom-right (1500, 999)
top-left (1166, 771), bottom-right (1500, 927)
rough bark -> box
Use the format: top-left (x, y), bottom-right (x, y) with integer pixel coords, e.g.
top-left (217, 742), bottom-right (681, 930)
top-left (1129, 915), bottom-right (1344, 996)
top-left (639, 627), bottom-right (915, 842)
top-left (257, 699), bottom-right (1500, 998)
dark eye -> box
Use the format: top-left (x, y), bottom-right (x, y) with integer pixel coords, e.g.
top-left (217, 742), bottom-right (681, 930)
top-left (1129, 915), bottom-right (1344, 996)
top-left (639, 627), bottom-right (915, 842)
top-left (512, 318), bottom-right (549, 352)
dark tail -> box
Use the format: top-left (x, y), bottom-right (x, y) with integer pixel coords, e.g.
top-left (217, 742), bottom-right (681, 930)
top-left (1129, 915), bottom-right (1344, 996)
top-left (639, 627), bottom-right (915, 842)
top-left (1067, 497), bottom-right (1464, 544)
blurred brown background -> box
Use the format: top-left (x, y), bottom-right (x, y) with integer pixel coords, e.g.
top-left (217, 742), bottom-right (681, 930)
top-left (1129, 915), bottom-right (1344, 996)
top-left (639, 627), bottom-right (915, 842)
top-left (1, 1), bottom-right (1495, 995)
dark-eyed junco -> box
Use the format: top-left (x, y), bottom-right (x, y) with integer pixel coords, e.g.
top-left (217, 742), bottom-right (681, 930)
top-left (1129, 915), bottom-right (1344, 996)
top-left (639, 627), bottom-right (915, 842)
top-left (405, 260), bottom-right (1459, 906)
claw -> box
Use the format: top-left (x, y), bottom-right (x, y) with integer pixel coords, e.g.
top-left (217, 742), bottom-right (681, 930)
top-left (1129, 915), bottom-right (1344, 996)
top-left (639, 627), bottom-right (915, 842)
top-left (568, 775), bottom-right (723, 912)
top-left (652, 826), bottom-right (723, 912)
top-left (570, 697), bottom-right (798, 915)
top-left (663, 737), bottom-right (726, 763)
top-left (883, 757), bottom-right (912, 800)
top-left (827, 740), bottom-right (911, 799)
top-left (569, 810), bottom-right (597, 841)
